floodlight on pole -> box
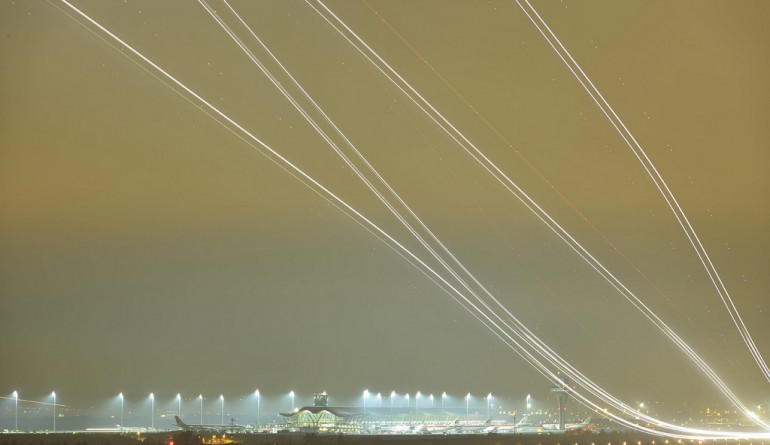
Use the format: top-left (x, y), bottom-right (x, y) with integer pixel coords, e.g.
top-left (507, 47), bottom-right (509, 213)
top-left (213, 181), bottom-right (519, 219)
top-left (377, 392), bottom-right (382, 408)
top-left (416, 391), bottom-right (421, 413)
top-left (255, 390), bottom-right (261, 430)
top-left (177, 393), bottom-right (181, 417)
top-left (526, 394), bottom-right (531, 413)
top-left (486, 393), bottom-right (492, 416)
top-left (220, 395), bottom-right (224, 425)
top-left (12, 391), bottom-right (18, 432)
top-left (119, 392), bottom-right (124, 431)
top-left (149, 393), bottom-right (154, 430)
top-left (289, 390), bottom-right (295, 411)
top-left (405, 393), bottom-right (410, 408)
top-left (429, 394), bottom-right (434, 408)
top-left (51, 391), bottom-right (57, 432)
top-left (363, 390), bottom-right (369, 434)
top-left (441, 392), bottom-right (446, 408)
top-left (198, 395), bottom-right (203, 424)
top-left (465, 393), bottom-right (470, 416)
top-left (390, 391), bottom-right (395, 414)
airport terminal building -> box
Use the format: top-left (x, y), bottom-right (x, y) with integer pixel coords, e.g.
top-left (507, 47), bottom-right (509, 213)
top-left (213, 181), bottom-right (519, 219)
top-left (280, 393), bottom-right (506, 433)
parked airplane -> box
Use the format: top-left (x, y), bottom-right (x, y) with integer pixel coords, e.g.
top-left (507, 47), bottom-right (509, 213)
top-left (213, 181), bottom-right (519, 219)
top-left (485, 415), bottom-right (534, 434)
top-left (86, 426), bottom-right (148, 433)
top-left (541, 417), bottom-right (592, 431)
top-left (417, 418), bottom-right (461, 434)
top-left (174, 416), bottom-right (250, 433)
top-left (458, 418), bottom-right (492, 433)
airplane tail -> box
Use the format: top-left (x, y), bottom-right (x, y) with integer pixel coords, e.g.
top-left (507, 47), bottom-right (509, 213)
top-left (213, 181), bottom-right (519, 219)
top-left (582, 417), bottom-right (591, 425)
top-left (516, 415), bottom-right (529, 426)
top-left (175, 416), bottom-right (186, 427)
top-left (484, 417), bottom-right (492, 425)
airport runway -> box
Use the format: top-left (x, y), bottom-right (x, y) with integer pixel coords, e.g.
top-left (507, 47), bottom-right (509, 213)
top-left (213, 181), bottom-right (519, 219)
top-left (1, 432), bottom-right (766, 445)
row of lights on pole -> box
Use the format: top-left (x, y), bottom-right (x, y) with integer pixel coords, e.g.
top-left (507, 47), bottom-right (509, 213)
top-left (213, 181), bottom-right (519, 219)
top-left (8, 391), bottom-right (58, 432)
top-left (362, 390), bottom-right (504, 415)
top-left (116, 392), bottom-right (226, 430)
top-left (7, 390), bottom-right (534, 432)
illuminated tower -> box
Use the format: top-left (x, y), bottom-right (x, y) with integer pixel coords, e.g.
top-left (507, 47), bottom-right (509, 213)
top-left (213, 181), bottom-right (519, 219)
top-left (550, 375), bottom-right (571, 431)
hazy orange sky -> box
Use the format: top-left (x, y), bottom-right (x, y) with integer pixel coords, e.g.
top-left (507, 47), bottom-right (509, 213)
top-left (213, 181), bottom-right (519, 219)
top-left (1, 0), bottom-right (768, 416)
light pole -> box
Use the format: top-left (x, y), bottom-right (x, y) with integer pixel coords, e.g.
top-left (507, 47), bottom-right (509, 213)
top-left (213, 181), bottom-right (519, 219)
top-left (177, 394), bottom-right (181, 417)
top-left (51, 391), bottom-right (56, 432)
top-left (405, 393), bottom-right (410, 409)
top-left (12, 391), bottom-right (18, 432)
top-left (198, 395), bottom-right (203, 424)
top-left (441, 392), bottom-right (446, 408)
top-left (149, 393), bottom-right (154, 430)
top-left (119, 392), bottom-right (124, 431)
top-left (416, 392), bottom-right (421, 413)
top-left (377, 393), bottom-right (382, 408)
top-left (526, 394), bottom-right (531, 414)
top-left (390, 391), bottom-right (395, 414)
top-left (430, 394), bottom-right (434, 408)
top-left (363, 390), bottom-right (369, 434)
top-left (220, 395), bottom-right (224, 425)
top-left (255, 390), bottom-right (260, 430)
top-left (486, 393), bottom-right (492, 416)
top-left (289, 391), bottom-right (295, 412)
top-left (465, 393), bottom-right (470, 416)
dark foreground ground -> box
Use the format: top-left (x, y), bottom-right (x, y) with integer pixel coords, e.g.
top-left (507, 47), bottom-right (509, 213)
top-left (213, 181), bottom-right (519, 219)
top-left (0, 432), bottom-right (766, 445)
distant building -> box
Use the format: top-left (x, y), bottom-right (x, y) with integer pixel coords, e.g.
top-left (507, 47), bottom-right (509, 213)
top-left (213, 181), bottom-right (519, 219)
top-left (280, 393), bottom-right (504, 433)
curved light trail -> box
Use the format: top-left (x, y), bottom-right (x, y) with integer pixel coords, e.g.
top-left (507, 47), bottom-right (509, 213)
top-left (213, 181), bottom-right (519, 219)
top-left (306, 0), bottom-right (768, 431)
top-left (53, 0), bottom-right (768, 439)
top-left (514, 0), bottom-right (770, 385)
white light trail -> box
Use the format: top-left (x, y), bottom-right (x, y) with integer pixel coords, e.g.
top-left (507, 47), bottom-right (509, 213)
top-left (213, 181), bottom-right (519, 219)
top-left (205, 1), bottom-right (767, 437)
top-left (53, 1), bottom-right (769, 438)
top-left (306, 0), bottom-right (769, 432)
top-left (53, 1), bottom-right (653, 437)
top-left (514, 0), bottom-right (770, 385)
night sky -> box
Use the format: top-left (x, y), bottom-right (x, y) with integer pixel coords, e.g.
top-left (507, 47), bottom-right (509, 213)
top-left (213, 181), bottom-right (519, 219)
top-left (1, 0), bottom-right (768, 417)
